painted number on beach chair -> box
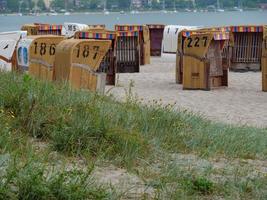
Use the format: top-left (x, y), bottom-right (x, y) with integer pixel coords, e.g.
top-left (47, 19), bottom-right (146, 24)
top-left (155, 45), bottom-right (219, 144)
top-left (76, 45), bottom-right (89, 58)
top-left (83, 45), bottom-right (90, 58)
top-left (40, 43), bottom-right (46, 55)
top-left (76, 45), bottom-right (100, 60)
top-left (186, 36), bottom-right (209, 48)
top-left (34, 42), bottom-right (56, 56)
top-left (49, 44), bottom-right (56, 55)
top-left (202, 36), bottom-right (208, 47)
top-left (93, 46), bottom-right (99, 60)
top-left (187, 38), bottom-right (193, 48)
top-left (68, 25), bottom-right (77, 32)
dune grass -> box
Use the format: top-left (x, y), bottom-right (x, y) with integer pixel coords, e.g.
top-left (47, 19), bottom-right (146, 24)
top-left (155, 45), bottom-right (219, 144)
top-left (1, 72), bottom-right (265, 161)
top-left (0, 71), bottom-right (266, 199)
top-left (148, 160), bottom-right (267, 199)
top-left (0, 108), bottom-right (118, 200)
top-left (0, 159), bottom-right (114, 200)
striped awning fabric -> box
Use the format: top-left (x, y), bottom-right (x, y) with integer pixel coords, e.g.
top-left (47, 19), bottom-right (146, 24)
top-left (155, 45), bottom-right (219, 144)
top-left (213, 32), bottom-right (230, 40)
top-left (182, 27), bottom-right (231, 36)
top-left (208, 27), bottom-right (231, 32)
top-left (231, 26), bottom-right (263, 32)
top-left (38, 25), bottom-right (62, 31)
top-left (117, 31), bottom-right (139, 37)
top-left (147, 24), bottom-right (165, 29)
top-left (88, 24), bottom-right (105, 28)
top-left (115, 25), bottom-right (143, 32)
top-left (182, 31), bottom-right (230, 40)
top-left (78, 32), bottom-right (116, 40)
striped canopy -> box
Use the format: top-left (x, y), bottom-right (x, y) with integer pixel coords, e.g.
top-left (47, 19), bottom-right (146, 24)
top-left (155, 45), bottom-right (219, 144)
top-left (117, 31), bottom-right (139, 37)
top-left (38, 25), bottom-right (62, 31)
top-left (182, 31), bottom-right (230, 40)
top-left (78, 32), bottom-right (116, 40)
top-left (213, 32), bottom-right (230, 40)
top-left (207, 27), bottom-right (231, 32)
top-left (231, 26), bottom-right (263, 32)
top-left (115, 25), bottom-right (143, 32)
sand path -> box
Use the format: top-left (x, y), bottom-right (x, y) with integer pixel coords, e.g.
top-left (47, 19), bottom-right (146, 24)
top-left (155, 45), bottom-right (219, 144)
top-left (107, 56), bottom-right (267, 128)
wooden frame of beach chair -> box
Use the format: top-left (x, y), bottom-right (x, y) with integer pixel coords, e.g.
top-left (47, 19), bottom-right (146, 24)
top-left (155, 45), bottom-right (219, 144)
top-left (74, 29), bottom-right (117, 85)
top-left (147, 24), bottom-right (165, 56)
top-left (176, 27), bottom-right (232, 84)
top-left (177, 30), bottom-right (232, 90)
top-left (28, 35), bottom-right (65, 81)
top-left (54, 39), bottom-right (111, 94)
top-left (261, 26), bottom-right (267, 92)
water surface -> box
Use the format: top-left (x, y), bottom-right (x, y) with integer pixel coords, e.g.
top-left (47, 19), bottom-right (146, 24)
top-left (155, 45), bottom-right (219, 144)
top-left (0, 11), bottom-right (266, 32)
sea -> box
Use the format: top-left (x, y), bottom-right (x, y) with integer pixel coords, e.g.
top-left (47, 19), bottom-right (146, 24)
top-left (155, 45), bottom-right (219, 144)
top-left (0, 11), bottom-right (266, 32)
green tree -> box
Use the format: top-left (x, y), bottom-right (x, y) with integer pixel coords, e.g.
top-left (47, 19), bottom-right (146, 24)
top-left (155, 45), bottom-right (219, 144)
top-left (151, 0), bottom-right (161, 9)
top-left (243, 0), bottom-right (259, 8)
top-left (118, 0), bottom-right (131, 10)
top-left (176, 0), bottom-right (193, 9)
top-left (90, 0), bottom-right (99, 9)
top-left (221, 0), bottom-right (236, 8)
top-left (107, 0), bottom-right (118, 9)
top-left (28, 0), bottom-right (35, 10)
top-left (37, 0), bottom-right (46, 10)
top-left (195, 0), bottom-right (217, 8)
top-left (7, 0), bottom-right (19, 12)
top-left (165, 0), bottom-right (174, 9)
top-left (20, 1), bottom-right (28, 11)
top-left (51, 0), bottom-right (65, 9)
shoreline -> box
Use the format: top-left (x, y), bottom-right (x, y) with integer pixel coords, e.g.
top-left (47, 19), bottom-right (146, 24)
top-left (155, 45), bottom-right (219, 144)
top-left (0, 9), bottom-right (264, 17)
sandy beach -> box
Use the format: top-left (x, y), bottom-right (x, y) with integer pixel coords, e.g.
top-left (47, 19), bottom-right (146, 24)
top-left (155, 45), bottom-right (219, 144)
top-left (107, 55), bottom-right (267, 128)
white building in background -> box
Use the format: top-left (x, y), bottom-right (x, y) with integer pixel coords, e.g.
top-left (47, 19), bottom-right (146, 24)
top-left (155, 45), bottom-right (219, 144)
top-left (132, 0), bottom-right (150, 8)
top-left (0, 0), bottom-right (7, 11)
top-left (132, 0), bottom-right (142, 8)
top-left (43, 0), bottom-right (52, 9)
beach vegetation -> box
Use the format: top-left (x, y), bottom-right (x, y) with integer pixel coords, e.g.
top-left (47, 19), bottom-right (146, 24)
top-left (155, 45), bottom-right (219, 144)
top-left (0, 71), bottom-right (266, 199)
